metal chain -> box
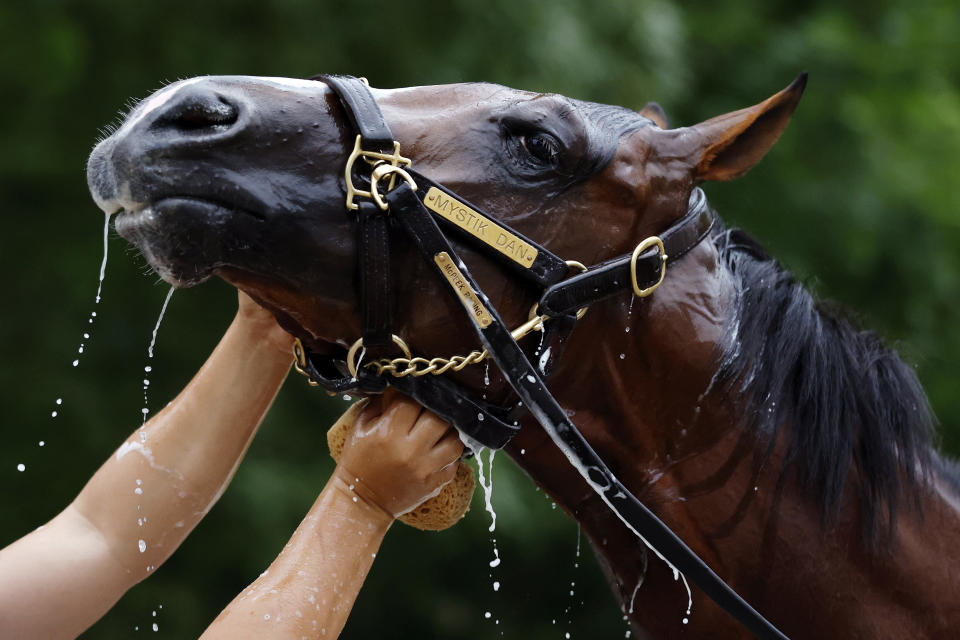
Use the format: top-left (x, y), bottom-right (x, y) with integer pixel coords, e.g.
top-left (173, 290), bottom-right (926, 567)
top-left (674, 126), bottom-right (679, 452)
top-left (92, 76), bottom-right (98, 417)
top-left (364, 312), bottom-right (551, 378)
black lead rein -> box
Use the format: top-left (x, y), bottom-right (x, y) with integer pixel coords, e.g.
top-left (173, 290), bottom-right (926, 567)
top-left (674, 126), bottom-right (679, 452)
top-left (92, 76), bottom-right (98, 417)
top-left (297, 75), bottom-right (789, 640)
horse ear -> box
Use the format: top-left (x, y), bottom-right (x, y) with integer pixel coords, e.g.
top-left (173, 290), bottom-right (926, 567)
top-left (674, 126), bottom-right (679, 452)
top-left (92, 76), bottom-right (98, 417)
top-left (639, 102), bottom-right (669, 129)
top-left (668, 73), bottom-right (807, 182)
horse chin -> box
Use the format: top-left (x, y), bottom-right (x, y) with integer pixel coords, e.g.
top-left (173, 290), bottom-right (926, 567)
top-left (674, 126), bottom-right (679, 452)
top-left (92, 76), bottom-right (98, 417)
top-left (115, 196), bottom-right (262, 287)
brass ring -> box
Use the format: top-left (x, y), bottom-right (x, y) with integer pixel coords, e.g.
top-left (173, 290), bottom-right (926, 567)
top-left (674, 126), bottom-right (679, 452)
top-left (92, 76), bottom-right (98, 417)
top-left (347, 334), bottom-right (412, 379)
top-left (630, 236), bottom-right (667, 298)
top-left (370, 164), bottom-right (418, 210)
top-left (565, 259), bottom-right (590, 319)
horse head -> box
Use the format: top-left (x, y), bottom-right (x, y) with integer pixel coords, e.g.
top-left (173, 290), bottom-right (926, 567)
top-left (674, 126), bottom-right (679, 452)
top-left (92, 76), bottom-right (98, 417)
top-left (90, 75), bottom-right (956, 639)
top-left (87, 75), bottom-right (802, 388)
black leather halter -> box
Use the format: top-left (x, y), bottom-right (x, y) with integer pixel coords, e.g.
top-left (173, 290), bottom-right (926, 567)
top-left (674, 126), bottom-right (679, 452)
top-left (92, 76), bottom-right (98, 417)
top-left (294, 75), bottom-right (789, 640)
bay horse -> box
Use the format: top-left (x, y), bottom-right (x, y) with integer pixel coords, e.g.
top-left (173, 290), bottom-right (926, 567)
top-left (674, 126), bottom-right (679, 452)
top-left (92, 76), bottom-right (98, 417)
top-left (87, 75), bottom-right (960, 638)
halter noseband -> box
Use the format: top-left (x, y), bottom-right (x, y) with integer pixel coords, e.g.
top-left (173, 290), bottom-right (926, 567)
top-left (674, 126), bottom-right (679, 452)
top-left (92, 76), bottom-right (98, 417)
top-left (293, 75), bottom-right (789, 640)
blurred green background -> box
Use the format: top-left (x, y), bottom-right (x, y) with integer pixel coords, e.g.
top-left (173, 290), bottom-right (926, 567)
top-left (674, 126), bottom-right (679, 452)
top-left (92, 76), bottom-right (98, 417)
top-left (0, 0), bottom-right (957, 638)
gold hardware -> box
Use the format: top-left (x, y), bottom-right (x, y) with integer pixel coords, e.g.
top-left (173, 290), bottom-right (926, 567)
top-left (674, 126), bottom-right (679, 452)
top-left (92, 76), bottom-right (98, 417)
top-left (564, 259), bottom-right (589, 319)
top-left (292, 338), bottom-right (320, 386)
top-left (365, 311), bottom-right (550, 378)
top-left (346, 334), bottom-right (412, 379)
top-left (630, 236), bottom-right (667, 297)
top-left (344, 135), bottom-right (411, 211)
top-left (369, 164), bottom-right (418, 210)
top-left (434, 252), bottom-right (494, 328)
top-left (423, 186), bottom-right (538, 268)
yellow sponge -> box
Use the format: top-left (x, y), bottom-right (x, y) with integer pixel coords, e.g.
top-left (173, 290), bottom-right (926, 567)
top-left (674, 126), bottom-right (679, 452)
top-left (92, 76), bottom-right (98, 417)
top-left (327, 398), bottom-right (475, 531)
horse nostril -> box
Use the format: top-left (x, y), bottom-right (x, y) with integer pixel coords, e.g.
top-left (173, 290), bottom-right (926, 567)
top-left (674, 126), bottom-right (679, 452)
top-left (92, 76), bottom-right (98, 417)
top-left (154, 88), bottom-right (238, 133)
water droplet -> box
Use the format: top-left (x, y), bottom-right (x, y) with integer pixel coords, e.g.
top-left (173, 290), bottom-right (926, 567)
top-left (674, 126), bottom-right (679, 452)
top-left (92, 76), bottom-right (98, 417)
top-left (264, 614), bottom-right (271, 621)
top-left (135, 488), bottom-right (143, 495)
top-left (342, 394), bottom-right (352, 401)
top-left (72, 360), bottom-right (79, 367)
top-left (83, 333), bottom-right (90, 340)
top-left (56, 398), bottom-right (62, 405)
top-left (38, 441), bottom-right (45, 447)
top-left (16, 463), bottom-right (25, 472)
top-left (144, 366), bottom-right (152, 373)
top-left (51, 411), bottom-right (57, 418)
top-left (619, 353), bottom-right (625, 360)
top-left (484, 612), bottom-right (491, 619)
top-left (493, 581), bottom-right (500, 591)
top-left (152, 623), bottom-right (158, 632)
top-left (138, 539), bottom-right (146, 553)
top-left (682, 618), bottom-right (689, 625)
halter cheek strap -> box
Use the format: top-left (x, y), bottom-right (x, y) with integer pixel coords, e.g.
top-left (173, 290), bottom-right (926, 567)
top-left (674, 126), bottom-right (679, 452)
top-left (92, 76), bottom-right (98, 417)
top-left (298, 75), bottom-right (789, 640)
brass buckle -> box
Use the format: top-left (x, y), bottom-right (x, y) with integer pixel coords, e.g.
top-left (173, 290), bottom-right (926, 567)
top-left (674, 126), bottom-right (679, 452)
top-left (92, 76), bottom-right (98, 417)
top-left (346, 334), bottom-right (412, 379)
top-left (344, 135), bottom-right (411, 210)
top-left (370, 164), bottom-right (418, 210)
top-left (292, 338), bottom-right (319, 386)
top-left (630, 236), bottom-right (667, 297)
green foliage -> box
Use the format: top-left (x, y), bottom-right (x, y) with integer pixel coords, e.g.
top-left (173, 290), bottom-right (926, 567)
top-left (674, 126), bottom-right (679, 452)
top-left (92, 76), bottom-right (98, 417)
top-left (0, 1), bottom-right (956, 638)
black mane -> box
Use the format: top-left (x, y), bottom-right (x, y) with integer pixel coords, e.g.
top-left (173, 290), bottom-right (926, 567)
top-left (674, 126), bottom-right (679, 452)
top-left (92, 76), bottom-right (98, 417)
top-left (713, 228), bottom-right (939, 541)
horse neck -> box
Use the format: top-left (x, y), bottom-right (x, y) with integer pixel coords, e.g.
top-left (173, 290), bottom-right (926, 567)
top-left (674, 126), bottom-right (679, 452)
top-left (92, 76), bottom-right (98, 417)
top-left (504, 238), bottom-right (960, 636)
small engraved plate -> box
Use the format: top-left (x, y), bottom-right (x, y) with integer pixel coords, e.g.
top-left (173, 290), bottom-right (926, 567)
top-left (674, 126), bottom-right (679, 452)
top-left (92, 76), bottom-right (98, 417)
top-left (434, 252), bottom-right (494, 328)
top-left (424, 187), bottom-right (538, 268)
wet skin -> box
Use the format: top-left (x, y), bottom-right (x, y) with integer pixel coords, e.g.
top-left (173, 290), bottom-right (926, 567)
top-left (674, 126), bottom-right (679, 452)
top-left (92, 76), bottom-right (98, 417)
top-left (88, 76), bottom-right (960, 638)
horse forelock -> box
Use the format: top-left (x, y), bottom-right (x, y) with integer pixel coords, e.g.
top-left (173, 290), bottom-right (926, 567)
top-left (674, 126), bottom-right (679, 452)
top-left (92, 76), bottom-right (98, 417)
top-left (711, 227), bottom-right (940, 545)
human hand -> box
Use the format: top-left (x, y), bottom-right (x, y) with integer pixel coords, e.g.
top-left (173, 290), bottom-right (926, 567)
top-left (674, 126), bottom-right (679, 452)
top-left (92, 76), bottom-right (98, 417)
top-left (235, 290), bottom-right (295, 356)
top-left (334, 391), bottom-right (464, 518)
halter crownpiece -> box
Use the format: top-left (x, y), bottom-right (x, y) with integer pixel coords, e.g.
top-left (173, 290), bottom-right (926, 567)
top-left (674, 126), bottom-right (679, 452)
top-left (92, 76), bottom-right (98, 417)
top-left (292, 74), bottom-right (789, 640)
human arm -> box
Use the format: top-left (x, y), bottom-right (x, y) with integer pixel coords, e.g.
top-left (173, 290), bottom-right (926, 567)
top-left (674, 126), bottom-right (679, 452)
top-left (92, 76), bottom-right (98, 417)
top-left (199, 393), bottom-right (464, 640)
top-left (0, 292), bottom-right (295, 639)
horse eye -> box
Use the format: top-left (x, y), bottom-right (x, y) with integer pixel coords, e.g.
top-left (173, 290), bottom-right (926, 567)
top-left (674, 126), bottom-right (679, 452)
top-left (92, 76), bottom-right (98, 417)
top-left (520, 132), bottom-right (561, 166)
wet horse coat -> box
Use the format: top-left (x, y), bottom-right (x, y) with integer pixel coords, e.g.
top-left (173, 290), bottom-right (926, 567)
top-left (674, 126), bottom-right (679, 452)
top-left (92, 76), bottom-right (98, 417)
top-left (87, 75), bottom-right (960, 638)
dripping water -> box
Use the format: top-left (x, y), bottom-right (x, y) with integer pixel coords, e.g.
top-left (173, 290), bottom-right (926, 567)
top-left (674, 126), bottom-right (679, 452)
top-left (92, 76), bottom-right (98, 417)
top-left (48, 212), bottom-right (112, 442)
top-left (563, 525), bottom-right (582, 637)
top-left (140, 286), bottom-right (175, 428)
top-left (474, 448), bottom-right (503, 625)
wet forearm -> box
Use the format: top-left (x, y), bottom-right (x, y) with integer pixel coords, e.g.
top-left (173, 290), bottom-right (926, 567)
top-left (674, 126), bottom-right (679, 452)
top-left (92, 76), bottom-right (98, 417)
top-left (201, 477), bottom-right (393, 640)
top-left (70, 312), bottom-right (293, 578)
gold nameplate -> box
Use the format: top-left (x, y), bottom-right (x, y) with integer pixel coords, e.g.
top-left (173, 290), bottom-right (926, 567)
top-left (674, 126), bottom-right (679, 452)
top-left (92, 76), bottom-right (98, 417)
top-left (424, 187), bottom-right (538, 268)
top-left (434, 252), bottom-right (493, 328)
